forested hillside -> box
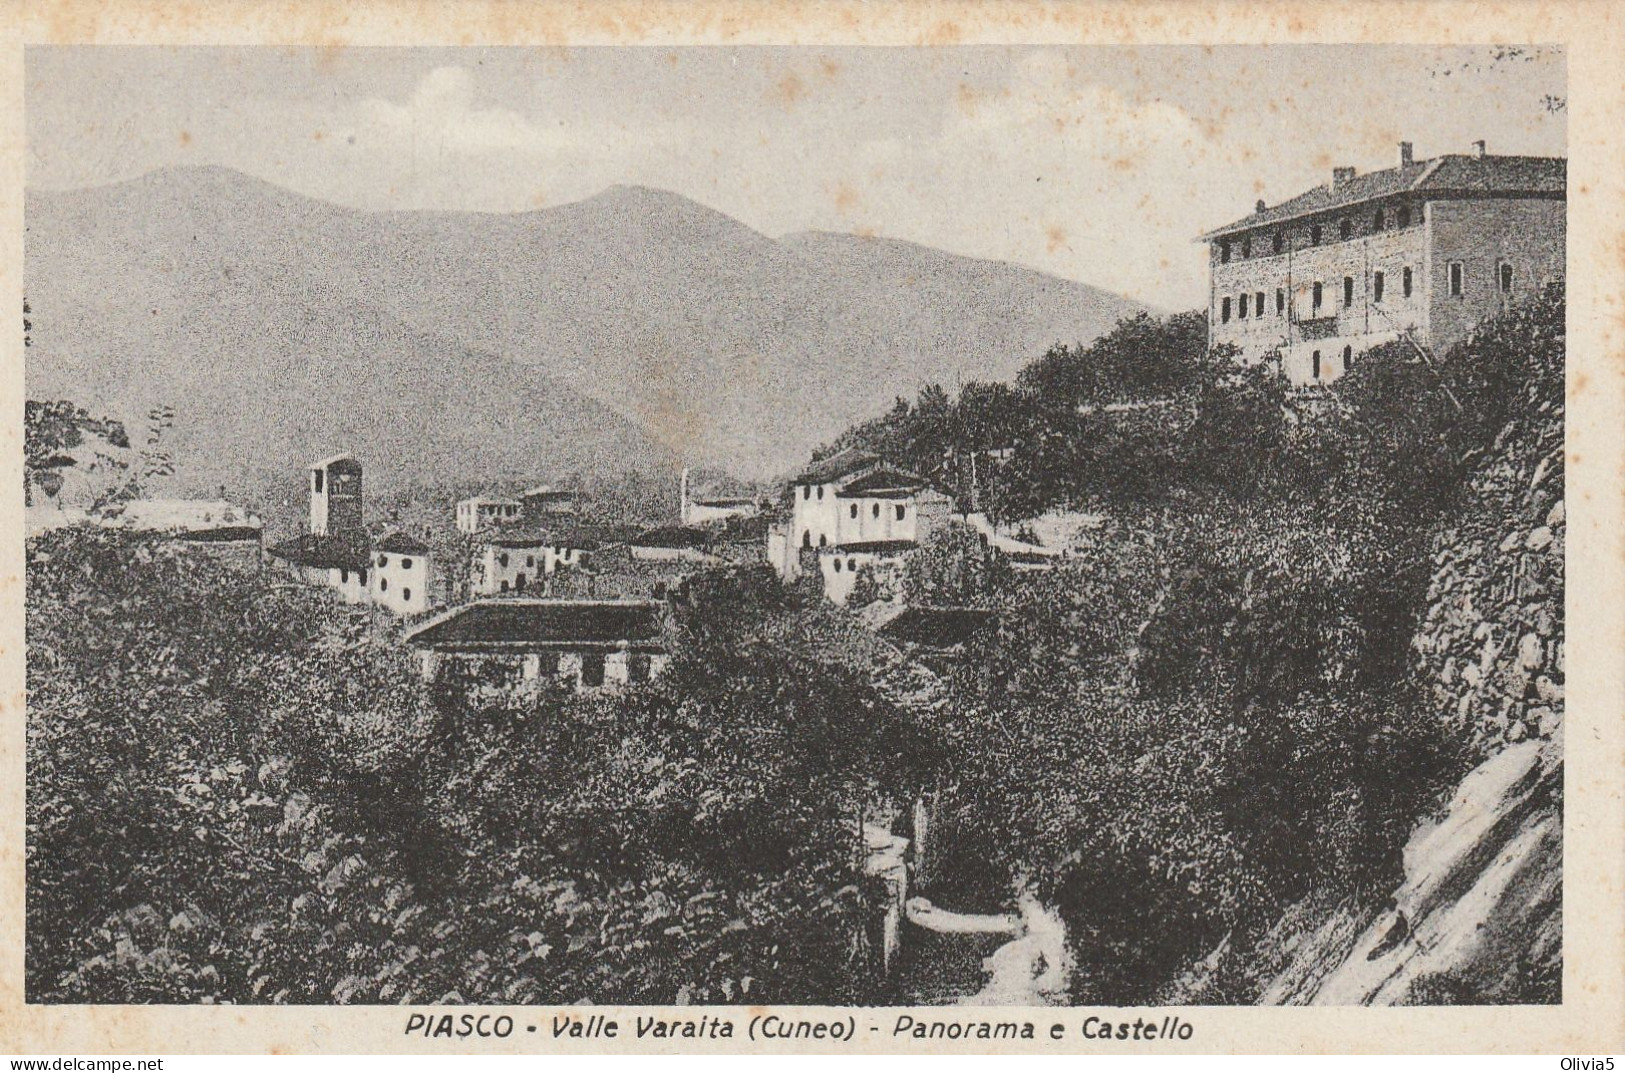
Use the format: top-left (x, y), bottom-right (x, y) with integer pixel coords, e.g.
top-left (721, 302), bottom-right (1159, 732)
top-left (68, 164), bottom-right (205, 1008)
top-left (864, 288), bottom-right (1565, 1003)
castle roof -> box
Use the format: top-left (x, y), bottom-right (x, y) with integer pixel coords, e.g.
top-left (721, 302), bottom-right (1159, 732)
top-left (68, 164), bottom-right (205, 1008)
top-left (1201, 153), bottom-right (1566, 241)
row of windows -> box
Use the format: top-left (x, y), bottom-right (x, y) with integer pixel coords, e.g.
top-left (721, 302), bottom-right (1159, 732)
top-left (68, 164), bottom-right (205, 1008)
top-left (1220, 267), bottom-right (1416, 323)
top-left (495, 549), bottom-right (576, 569)
top-left (1219, 204), bottom-right (1424, 263)
top-left (848, 502), bottom-right (908, 521)
top-left (1445, 260), bottom-right (1519, 298)
top-left (831, 557), bottom-right (862, 573)
top-left (376, 555), bottom-right (414, 570)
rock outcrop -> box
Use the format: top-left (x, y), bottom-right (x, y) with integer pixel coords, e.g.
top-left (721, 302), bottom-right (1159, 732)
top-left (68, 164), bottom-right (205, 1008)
top-left (1243, 326), bottom-right (1565, 1005)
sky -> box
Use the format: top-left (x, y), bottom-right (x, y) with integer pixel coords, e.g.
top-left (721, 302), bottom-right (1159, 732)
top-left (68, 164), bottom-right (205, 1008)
top-left (26, 45), bottom-right (1565, 309)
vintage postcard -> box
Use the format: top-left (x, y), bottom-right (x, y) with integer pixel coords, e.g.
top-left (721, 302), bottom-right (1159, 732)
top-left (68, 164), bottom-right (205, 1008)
top-left (2, 0), bottom-right (1623, 1057)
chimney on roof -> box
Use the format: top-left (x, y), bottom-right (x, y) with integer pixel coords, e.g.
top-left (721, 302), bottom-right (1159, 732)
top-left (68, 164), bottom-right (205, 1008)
top-left (1472, 139), bottom-right (1487, 158)
top-left (1399, 141), bottom-right (1414, 167)
top-left (1255, 198), bottom-right (1267, 214)
top-left (1332, 166), bottom-right (1357, 190)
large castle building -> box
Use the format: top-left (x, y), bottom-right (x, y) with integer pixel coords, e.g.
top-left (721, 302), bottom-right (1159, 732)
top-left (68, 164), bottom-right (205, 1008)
top-left (1201, 141), bottom-right (1565, 386)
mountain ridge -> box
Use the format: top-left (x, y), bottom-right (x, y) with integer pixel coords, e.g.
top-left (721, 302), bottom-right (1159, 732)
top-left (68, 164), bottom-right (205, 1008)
top-left (26, 166), bottom-right (1152, 501)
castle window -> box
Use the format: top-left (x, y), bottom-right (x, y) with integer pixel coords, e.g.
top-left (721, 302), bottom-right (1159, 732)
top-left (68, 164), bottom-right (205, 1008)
top-left (1276, 289), bottom-right (1285, 316)
top-left (1255, 291), bottom-right (1265, 316)
top-left (500, 580), bottom-right (509, 592)
top-left (817, 486), bottom-right (824, 500)
top-left (896, 505), bottom-right (906, 521)
top-left (403, 587), bottom-right (412, 602)
top-left (1310, 224), bottom-right (1323, 245)
top-left (1343, 344), bottom-right (1353, 368)
top-left (629, 653), bottom-right (652, 684)
top-left (872, 503), bottom-right (880, 518)
top-left (359, 569), bottom-right (367, 585)
top-left (1403, 266), bottom-right (1413, 297)
top-left (1273, 232), bottom-right (1284, 254)
top-left (401, 558), bottom-right (413, 570)
top-left (339, 568), bottom-right (349, 584)
top-left (1449, 261), bottom-right (1464, 297)
top-left (380, 577), bottom-right (389, 592)
top-left (803, 486), bottom-right (810, 500)
top-left (1343, 276), bottom-right (1355, 307)
top-left (848, 559), bottom-right (857, 571)
top-left (1373, 271), bottom-right (1385, 303)
top-left (1373, 208), bottom-right (1385, 231)
top-left (850, 504), bottom-right (858, 519)
top-left (1221, 296), bottom-right (1231, 323)
top-left (1499, 261), bottom-right (1514, 293)
top-left (1220, 240), bottom-right (1231, 263)
top-left (833, 558), bottom-right (843, 573)
top-left (1397, 205), bottom-right (1411, 228)
top-left (819, 534), bottom-right (827, 547)
top-left (580, 653), bottom-right (605, 688)
top-left (378, 555), bottom-right (388, 568)
top-left (1312, 282), bottom-right (1323, 312)
top-left (1241, 237), bottom-right (1252, 258)
top-left (527, 555), bottom-right (535, 567)
top-left (1238, 293), bottom-right (1248, 319)
top-left (499, 552), bottom-right (509, 567)
top-left (1312, 350), bottom-right (1322, 380)
top-left (802, 530), bottom-right (811, 548)
top-left (313, 470), bottom-right (324, 493)
top-left (1339, 218), bottom-right (1352, 240)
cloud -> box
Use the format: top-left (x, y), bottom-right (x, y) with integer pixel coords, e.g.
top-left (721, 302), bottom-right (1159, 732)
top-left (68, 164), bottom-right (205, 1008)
top-left (356, 65), bottom-right (569, 155)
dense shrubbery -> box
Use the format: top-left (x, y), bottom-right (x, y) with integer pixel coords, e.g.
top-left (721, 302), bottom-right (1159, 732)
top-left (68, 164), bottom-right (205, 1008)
top-left (27, 531), bottom-right (920, 1004)
top-left (899, 291), bottom-right (1563, 1000)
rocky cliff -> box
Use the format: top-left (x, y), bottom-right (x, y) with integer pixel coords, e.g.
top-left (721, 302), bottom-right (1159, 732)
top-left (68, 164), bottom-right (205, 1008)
top-left (1163, 321), bottom-right (1567, 1007)
top-left (1247, 325), bottom-right (1565, 1006)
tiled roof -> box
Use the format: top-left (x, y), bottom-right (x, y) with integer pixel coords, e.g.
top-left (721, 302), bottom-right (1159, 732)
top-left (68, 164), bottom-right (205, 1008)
top-left (877, 605), bottom-right (995, 649)
top-left (1202, 154), bottom-right (1565, 240)
top-left (406, 599), bottom-right (665, 649)
top-left (479, 523), bottom-right (603, 550)
top-left (835, 466), bottom-right (930, 498)
top-left (267, 532), bottom-right (370, 571)
top-left (631, 525), bottom-right (712, 549)
top-left (795, 447), bottom-right (880, 485)
top-left (375, 531), bottom-right (431, 555)
top-left (310, 453), bottom-right (360, 472)
top-left (173, 526), bottom-right (263, 544)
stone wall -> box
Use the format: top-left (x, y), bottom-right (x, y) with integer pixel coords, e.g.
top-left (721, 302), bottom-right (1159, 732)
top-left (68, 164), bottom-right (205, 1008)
top-left (1412, 374), bottom-right (1564, 753)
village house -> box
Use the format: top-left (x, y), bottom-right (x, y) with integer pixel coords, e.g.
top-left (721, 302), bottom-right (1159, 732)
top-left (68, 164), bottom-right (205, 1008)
top-left (469, 526), bottom-right (597, 597)
top-left (1201, 141), bottom-right (1565, 386)
top-left (456, 494), bottom-right (523, 535)
top-left (767, 448), bottom-right (953, 603)
top-left (267, 530), bottom-right (372, 603)
top-left (269, 455), bottom-right (438, 615)
top-left (520, 485), bottom-right (577, 523)
top-left (370, 531), bottom-right (433, 616)
top-left (405, 599), bottom-right (670, 694)
top-left (679, 467), bottom-right (760, 527)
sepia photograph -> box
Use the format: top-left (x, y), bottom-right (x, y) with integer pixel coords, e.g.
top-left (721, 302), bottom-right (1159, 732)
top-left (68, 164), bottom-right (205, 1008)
top-left (16, 34), bottom-right (1585, 1029)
